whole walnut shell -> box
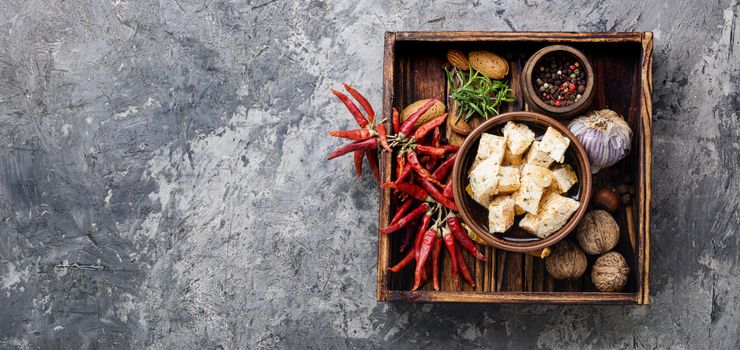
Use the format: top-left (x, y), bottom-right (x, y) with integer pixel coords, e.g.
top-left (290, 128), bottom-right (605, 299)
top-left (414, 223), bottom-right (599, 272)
top-left (591, 251), bottom-right (630, 292)
top-left (576, 210), bottom-right (619, 255)
top-left (545, 240), bottom-right (587, 280)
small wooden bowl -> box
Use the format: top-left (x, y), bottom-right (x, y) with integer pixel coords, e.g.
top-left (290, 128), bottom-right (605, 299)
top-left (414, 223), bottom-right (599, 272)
top-left (451, 111), bottom-right (592, 253)
top-left (520, 45), bottom-right (594, 119)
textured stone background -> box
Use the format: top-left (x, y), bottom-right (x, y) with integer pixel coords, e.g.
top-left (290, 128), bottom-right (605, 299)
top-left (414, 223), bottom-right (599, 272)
top-left (0, 0), bottom-right (738, 349)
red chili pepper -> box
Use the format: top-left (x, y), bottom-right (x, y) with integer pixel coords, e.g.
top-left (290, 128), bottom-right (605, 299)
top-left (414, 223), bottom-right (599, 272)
top-left (443, 176), bottom-right (454, 199)
top-left (388, 248), bottom-right (415, 273)
top-left (331, 89), bottom-right (368, 128)
top-left (415, 214), bottom-right (431, 262)
top-left (342, 83), bottom-right (375, 124)
top-left (413, 227), bottom-right (437, 291)
top-left (399, 98), bottom-right (439, 136)
top-left (441, 145), bottom-right (459, 152)
top-left (353, 151), bottom-right (363, 178)
top-left (412, 113), bottom-right (447, 140)
top-left (327, 138), bottom-right (377, 160)
top-left (455, 243), bottom-right (475, 287)
top-left (426, 127), bottom-right (442, 170)
top-left (395, 162), bottom-right (412, 185)
top-left (381, 182), bottom-right (428, 202)
top-left (390, 200), bottom-right (413, 226)
top-left (419, 179), bottom-right (458, 212)
top-left (399, 221), bottom-right (417, 253)
top-left (364, 149), bottom-right (380, 182)
top-left (442, 229), bottom-right (459, 289)
top-left (396, 153), bottom-right (406, 179)
top-left (432, 238), bottom-right (442, 291)
top-left (407, 151), bottom-right (444, 188)
top-left (415, 145), bottom-right (446, 157)
top-left (379, 203), bottom-right (428, 234)
top-left (376, 124), bottom-right (392, 153)
top-left (328, 128), bottom-right (372, 141)
top-left (447, 216), bottom-right (487, 261)
top-left (392, 108), bottom-right (400, 134)
top-left (432, 153), bottom-right (457, 181)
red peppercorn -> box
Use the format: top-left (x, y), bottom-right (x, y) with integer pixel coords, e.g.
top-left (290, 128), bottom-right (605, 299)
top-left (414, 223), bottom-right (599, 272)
top-left (569, 65), bottom-right (576, 70)
top-left (554, 100), bottom-right (561, 107)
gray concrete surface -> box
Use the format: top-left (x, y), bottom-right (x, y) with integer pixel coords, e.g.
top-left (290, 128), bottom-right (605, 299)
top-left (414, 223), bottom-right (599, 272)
top-left (0, 0), bottom-right (738, 349)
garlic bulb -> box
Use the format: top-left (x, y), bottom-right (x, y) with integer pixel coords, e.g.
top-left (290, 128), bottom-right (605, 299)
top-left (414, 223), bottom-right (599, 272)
top-left (568, 109), bottom-right (632, 173)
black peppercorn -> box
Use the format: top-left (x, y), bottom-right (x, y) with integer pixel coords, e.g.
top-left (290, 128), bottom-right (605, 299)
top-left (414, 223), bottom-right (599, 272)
top-left (533, 54), bottom-right (588, 107)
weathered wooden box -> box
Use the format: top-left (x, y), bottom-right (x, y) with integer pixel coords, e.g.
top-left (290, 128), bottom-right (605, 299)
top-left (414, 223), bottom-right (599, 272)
top-left (377, 32), bottom-right (653, 304)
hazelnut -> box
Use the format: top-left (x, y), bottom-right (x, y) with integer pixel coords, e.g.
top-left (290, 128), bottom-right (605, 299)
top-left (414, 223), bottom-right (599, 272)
top-left (616, 184), bottom-right (630, 194)
top-left (621, 193), bottom-right (632, 205)
top-left (576, 210), bottom-right (620, 255)
top-left (545, 240), bottom-right (587, 280)
top-left (593, 186), bottom-right (620, 212)
top-left (591, 251), bottom-right (630, 292)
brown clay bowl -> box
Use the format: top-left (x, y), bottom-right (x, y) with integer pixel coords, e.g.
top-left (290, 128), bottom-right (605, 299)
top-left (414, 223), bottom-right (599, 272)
top-left (451, 111), bottom-right (592, 253)
top-left (520, 45), bottom-right (594, 119)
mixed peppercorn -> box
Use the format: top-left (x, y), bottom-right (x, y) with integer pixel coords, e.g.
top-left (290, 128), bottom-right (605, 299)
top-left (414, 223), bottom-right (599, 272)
top-left (532, 54), bottom-right (587, 107)
top-left (327, 87), bottom-right (489, 291)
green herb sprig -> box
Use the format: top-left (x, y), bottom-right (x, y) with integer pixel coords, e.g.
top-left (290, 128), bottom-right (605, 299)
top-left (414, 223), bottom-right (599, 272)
top-left (445, 64), bottom-right (515, 123)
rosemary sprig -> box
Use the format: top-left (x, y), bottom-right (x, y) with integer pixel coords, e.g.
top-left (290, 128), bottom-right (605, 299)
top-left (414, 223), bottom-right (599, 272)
top-left (445, 64), bottom-right (515, 123)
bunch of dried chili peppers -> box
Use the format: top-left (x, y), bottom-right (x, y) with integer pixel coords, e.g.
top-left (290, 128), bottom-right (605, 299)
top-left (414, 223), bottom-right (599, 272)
top-left (327, 85), bottom-right (489, 291)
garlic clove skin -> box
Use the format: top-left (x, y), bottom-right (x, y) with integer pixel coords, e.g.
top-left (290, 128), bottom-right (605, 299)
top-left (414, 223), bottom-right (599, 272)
top-left (568, 109), bottom-right (632, 173)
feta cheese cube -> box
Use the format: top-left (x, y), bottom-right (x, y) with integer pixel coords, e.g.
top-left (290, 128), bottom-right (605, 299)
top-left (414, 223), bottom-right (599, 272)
top-left (512, 182), bottom-right (544, 215)
top-left (521, 163), bottom-right (553, 188)
top-left (496, 166), bottom-right (521, 194)
top-left (539, 127), bottom-right (570, 163)
top-left (476, 133), bottom-right (506, 165)
top-left (503, 146), bottom-right (524, 166)
top-left (515, 203), bottom-right (526, 216)
top-left (519, 192), bottom-right (580, 238)
top-left (550, 164), bottom-right (578, 194)
top-left (525, 141), bottom-right (555, 168)
top-left (469, 157), bottom-right (500, 205)
top-left (488, 196), bottom-right (515, 233)
top-left (502, 122), bottom-right (535, 155)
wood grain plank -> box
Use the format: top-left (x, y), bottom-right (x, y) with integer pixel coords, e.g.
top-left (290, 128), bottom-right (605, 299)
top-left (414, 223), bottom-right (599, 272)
top-left (385, 291), bottom-right (639, 304)
top-left (639, 32), bottom-right (654, 304)
top-left (394, 31), bottom-right (643, 43)
top-left (533, 257), bottom-right (545, 291)
top-left (524, 255), bottom-right (534, 292)
top-left (377, 32), bottom-right (396, 301)
top-left (496, 250), bottom-right (505, 291)
top-left (475, 250), bottom-right (484, 291)
top-left (506, 253), bottom-right (524, 291)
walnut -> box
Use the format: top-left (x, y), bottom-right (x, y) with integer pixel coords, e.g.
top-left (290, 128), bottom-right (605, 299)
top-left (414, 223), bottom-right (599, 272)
top-left (576, 210), bottom-right (619, 255)
top-left (545, 240), bottom-right (587, 280)
top-left (591, 251), bottom-right (630, 292)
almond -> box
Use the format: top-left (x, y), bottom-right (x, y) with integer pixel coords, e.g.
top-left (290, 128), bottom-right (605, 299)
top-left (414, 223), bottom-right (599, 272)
top-left (401, 99), bottom-right (446, 128)
top-left (468, 50), bottom-right (509, 79)
top-left (446, 49), bottom-right (468, 70)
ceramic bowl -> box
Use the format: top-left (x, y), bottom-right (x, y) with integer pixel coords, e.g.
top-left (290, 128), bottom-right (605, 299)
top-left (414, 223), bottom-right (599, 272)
top-left (451, 111), bottom-right (592, 252)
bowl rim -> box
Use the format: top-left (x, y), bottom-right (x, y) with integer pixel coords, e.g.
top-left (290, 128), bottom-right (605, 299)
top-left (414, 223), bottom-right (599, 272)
top-left (521, 44), bottom-right (594, 116)
top-left (451, 111), bottom-right (592, 253)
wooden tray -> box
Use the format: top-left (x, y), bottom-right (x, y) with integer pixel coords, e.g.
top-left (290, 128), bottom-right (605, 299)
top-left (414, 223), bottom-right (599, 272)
top-left (377, 32), bottom-right (653, 304)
